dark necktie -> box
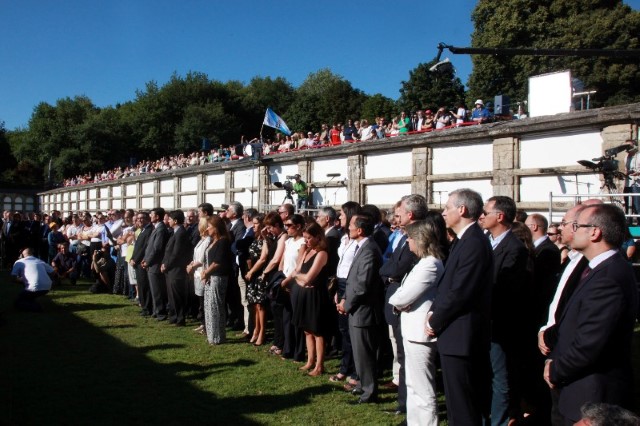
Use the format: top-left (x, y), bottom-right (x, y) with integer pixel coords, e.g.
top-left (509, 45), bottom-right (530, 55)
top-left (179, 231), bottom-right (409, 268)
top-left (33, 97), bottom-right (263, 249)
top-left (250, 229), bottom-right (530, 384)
top-left (579, 265), bottom-right (592, 282)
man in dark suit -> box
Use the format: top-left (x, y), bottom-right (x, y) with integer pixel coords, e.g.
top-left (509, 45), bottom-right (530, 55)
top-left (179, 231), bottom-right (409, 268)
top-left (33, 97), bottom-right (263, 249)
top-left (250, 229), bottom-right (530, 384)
top-left (338, 213), bottom-right (384, 404)
top-left (161, 210), bottom-right (192, 326)
top-left (525, 212), bottom-right (561, 420)
top-left (379, 194), bottom-right (428, 414)
top-left (226, 201), bottom-right (246, 331)
top-left (130, 211), bottom-right (153, 316)
top-left (526, 213), bottom-right (561, 324)
top-left (480, 196), bottom-right (530, 425)
top-left (544, 204), bottom-right (638, 424)
top-left (427, 188), bottom-right (493, 425)
top-left (234, 207), bottom-right (256, 336)
top-left (142, 207), bottom-right (170, 321)
top-left (362, 204), bottom-right (390, 254)
top-left (316, 206), bottom-right (341, 277)
top-left (537, 203), bottom-right (592, 425)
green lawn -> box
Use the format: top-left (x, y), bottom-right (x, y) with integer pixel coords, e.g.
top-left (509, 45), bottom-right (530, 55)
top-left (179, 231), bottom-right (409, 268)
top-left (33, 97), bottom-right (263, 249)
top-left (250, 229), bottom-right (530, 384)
top-left (1, 270), bottom-right (638, 425)
top-left (0, 272), bottom-right (414, 425)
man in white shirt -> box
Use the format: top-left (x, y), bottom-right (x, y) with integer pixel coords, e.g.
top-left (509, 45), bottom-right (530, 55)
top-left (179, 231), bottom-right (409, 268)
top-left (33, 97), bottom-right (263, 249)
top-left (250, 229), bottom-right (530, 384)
top-left (11, 247), bottom-right (54, 312)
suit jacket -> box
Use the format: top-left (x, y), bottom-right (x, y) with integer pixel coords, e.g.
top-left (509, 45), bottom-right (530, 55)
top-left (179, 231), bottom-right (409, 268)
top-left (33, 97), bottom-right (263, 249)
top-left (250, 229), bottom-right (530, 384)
top-left (186, 223), bottom-right (200, 248)
top-left (234, 227), bottom-right (255, 276)
top-left (344, 238), bottom-right (384, 327)
top-left (325, 227), bottom-right (342, 277)
top-left (550, 252), bottom-right (638, 421)
top-left (131, 224), bottom-right (153, 265)
top-left (542, 255), bottom-right (589, 350)
top-left (388, 256), bottom-right (443, 342)
top-left (533, 237), bottom-right (561, 325)
top-left (490, 230), bottom-right (530, 344)
top-left (143, 222), bottom-right (170, 273)
top-left (372, 223), bottom-right (391, 254)
top-left (430, 222), bottom-right (494, 356)
top-left (380, 234), bottom-right (418, 327)
top-left (229, 219), bottom-right (247, 253)
top-left (162, 226), bottom-right (192, 280)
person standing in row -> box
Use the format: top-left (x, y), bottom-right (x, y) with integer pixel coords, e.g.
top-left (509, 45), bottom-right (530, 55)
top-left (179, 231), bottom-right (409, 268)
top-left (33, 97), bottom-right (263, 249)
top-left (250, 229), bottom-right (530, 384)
top-left (201, 215), bottom-right (232, 345)
top-left (427, 188), bottom-right (494, 425)
top-left (161, 210), bottom-right (192, 326)
top-left (339, 213), bottom-right (384, 404)
top-left (142, 207), bottom-right (170, 321)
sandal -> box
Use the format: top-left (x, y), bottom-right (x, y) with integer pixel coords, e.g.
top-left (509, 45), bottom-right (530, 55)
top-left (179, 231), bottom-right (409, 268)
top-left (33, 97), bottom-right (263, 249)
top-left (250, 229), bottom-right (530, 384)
top-left (329, 373), bottom-right (346, 382)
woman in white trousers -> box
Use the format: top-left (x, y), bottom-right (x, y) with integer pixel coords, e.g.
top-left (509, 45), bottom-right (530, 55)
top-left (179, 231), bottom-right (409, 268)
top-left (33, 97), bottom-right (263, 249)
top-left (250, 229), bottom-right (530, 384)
top-left (389, 214), bottom-right (447, 426)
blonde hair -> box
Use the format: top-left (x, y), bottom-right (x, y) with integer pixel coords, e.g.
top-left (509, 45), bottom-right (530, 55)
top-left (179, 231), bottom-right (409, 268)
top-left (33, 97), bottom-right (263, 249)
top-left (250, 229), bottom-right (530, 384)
top-left (198, 216), bottom-right (208, 236)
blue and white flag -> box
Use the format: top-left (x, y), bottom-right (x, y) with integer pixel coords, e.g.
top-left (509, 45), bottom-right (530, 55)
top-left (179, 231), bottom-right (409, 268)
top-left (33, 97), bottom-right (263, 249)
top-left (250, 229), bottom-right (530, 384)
top-left (263, 108), bottom-right (291, 135)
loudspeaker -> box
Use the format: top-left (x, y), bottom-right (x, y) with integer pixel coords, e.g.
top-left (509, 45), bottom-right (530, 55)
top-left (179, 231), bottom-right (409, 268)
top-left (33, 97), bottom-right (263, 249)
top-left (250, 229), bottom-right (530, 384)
top-left (494, 95), bottom-right (510, 115)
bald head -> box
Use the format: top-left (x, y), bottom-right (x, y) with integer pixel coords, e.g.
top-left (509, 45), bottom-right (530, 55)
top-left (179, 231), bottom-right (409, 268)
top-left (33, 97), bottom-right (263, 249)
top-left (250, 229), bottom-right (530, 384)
top-left (579, 199), bottom-right (604, 206)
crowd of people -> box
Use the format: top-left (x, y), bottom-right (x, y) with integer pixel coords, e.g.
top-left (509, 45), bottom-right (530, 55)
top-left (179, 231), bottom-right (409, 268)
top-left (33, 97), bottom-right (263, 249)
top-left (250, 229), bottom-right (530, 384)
top-left (2, 185), bottom-right (637, 425)
top-left (60, 100), bottom-right (506, 188)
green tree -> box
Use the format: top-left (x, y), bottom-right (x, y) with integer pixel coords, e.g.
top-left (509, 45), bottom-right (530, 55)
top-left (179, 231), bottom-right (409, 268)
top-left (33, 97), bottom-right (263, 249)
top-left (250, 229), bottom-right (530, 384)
top-left (398, 60), bottom-right (466, 113)
top-left (360, 94), bottom-right (398, 122)
top-left (17, 96), bottom-right (99, 182)
top-left (468, 0), bottom-right (640, 107)
top-left (285, 69), bottom-right (368, 132)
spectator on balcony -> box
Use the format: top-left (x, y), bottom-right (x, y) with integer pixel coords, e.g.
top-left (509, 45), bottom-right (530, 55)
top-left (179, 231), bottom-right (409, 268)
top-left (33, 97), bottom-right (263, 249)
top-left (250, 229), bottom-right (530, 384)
top-left (320, 123), bottom-right (330, 144)
top-left (388, 117), bottom-right (400, 136)
top-left (373, 117), bottom-right (386, 139)
top-left (413, 111), bottom-right (425, 132)
top-left (330, 124), bottom-right (341, 145)
top-left (398, 112), bottom-right (410, 134)
top-left (450, 102), bottom-right (467, 126)
top-left (359, 119), bottom-right (374, 141)
top-left (471, 99), bottom-right (490, 124)
top-left (424, 110), bottom-right (435, 130)
top-left (343, 120), bottom-right (358, 143)
top-left (435, 107), bottom-right (452, 130)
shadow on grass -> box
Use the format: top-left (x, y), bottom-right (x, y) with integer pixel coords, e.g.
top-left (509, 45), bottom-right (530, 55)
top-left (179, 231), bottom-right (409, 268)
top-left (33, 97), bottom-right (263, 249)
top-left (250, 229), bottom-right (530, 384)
top-left (0, 279), bottom-right (333, 425)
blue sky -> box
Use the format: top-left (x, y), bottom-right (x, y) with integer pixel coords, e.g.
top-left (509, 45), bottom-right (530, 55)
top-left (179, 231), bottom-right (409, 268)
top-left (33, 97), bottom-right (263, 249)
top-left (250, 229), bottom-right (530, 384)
top-left (1, 0), bottom-right (639, 130)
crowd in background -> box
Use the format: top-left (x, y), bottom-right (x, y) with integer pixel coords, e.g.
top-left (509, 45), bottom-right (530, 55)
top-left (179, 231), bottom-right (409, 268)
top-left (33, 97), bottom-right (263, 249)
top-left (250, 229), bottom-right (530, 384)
top-left (2, 183), bottom-right (638, 425)
top-left (60, 100), bottom-right (509, 188)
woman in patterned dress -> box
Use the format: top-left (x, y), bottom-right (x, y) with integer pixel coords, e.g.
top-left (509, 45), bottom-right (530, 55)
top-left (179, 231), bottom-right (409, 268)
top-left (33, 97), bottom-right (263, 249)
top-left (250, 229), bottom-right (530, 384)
top-left (244, 214), bottom-right (270, 346)
top-left (200, 215), bottom-right (232, 345)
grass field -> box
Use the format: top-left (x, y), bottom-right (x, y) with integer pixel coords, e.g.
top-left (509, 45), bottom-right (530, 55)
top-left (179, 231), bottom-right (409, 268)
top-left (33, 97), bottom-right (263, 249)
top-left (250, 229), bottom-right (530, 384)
top-left (0, 273), bottom-right (418, 425)
top-left (1, 271), bottom-right (638, 425)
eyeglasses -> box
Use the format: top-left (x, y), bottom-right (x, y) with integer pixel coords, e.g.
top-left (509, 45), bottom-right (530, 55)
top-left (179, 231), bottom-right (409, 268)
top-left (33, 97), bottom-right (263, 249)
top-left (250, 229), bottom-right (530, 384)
top-left (559, 220), bottom-right (575, 228)
top-left (547, 232), bottom-right (559, 236)
top-left (481, 210), bottom-right (499, 216)
top-left (572, 223), bottom-right (598, 232)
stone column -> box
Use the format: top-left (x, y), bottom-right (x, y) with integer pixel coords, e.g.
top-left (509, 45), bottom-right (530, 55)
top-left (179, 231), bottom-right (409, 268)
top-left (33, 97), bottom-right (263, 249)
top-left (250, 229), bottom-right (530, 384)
top-left (347, 155), bottom-right (363, 204)
top-left (413, 147), bottom-right (429, 198)
top-left (493, 137), bottom-right (518, 198)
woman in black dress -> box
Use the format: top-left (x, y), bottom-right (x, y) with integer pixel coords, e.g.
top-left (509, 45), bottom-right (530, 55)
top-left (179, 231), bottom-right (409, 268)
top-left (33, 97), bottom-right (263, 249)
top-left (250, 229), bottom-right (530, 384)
top-left (283, 222), bottom-right (331, 376)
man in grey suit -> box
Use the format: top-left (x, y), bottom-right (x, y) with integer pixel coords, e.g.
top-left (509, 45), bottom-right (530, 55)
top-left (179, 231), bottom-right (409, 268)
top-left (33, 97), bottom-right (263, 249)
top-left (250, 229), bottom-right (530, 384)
top-left (142, 207), bottom-right (170, 321)
top-left (337, 213), bottom-right (384, 404)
